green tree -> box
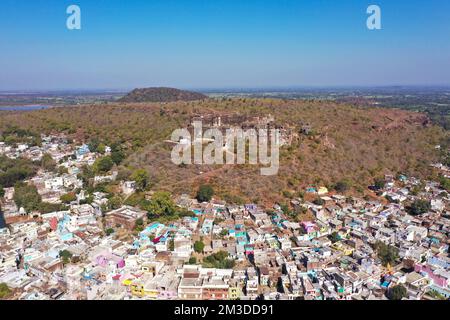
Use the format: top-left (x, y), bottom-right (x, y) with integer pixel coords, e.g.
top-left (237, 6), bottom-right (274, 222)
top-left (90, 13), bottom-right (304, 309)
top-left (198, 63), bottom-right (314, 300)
top-left (374, 241), bottom-right (399, 267)
top-left (13, 183), bottom-right (42, 213)
top-left (88, 138), bottom-right (100, 153)
top-left (0, 186), bottom-right (4, 198)
top-left (194, 240), bottom-right (205, 253)
top-left (38, 202), bottom-right (67, 214)
top-left (409, 199), bottom-right (431, 216)
top-left (58, 166), bottom-right (69, 175)
top-left (313, 198), bottom-right (325, 206)
top-left (0, 283), bottom-right (11, 299)
top-left (388, 284), bottom-right (408, 300)
top-left (136, 218), bottom-right (144, 226)
top-left (188, 257), bottom-right (197, 265)
top-left (59, 250), bottom-right (73, 264)
top-left (280, 203), bottom-right (290, 215)
top-left (439, 176), bottom-right (450, 192)
top-left (196, 184), bottom-right (214, 203)
top-left (105, 228), bottom-right (115, 236)
top-left (78, 165), bottom-right (95, 186)
top-left (202, 251), bottom-right (235, 269)
top-left (168, 238), bottom-right (175, 251)
top-left (131, 169), bottom-right (150, 191)
top-left (97, 143), bottom-right (106, 154)
top-left (111, 150), bottom-right (125, 165)
top-left (334, 180), bottom-right (350, 193)
top-left (0, 156), bottom-right (39, 187)
top-left (107, 196), bottom-right (123, 210)
top-left (147, 191), bottom-right (176, 217)
top-left (374, 178), bottom-right (386, 190)
top-left (220, 229), bottom-right (228, 237)
top-left (93, 156), bottom-right (114, 173)
top-left (329, 232), bottom-right (341, 243)
top-left (60, 192), bottom-right (77, 204)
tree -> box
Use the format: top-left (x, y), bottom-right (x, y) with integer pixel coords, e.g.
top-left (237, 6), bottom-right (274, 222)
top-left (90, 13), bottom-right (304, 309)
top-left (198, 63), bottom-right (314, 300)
top-left (280, 203), bottom-right (290, 215)
top-left (147, 191), bottom-right (176, 217)
top-left (13, 183), bottom-right (42, 213)
top-left (60, 192), bottom-right (77, 204)
top-left (388, 284), bottom-right (408, 300)
top-left (88, 138), bottom-right (100, 153)
top-left (374, 241), bottom-right (399, 267)
top-left (196, 184), bottom-right (214, 203)
top-left (38, 202), bottom-right (67, 214)
top-left (78, 165), bottom-right (95, 185)
top-left (374, 178), bottom-right (386, 190)
top-left (111, 150), bottom-right (125, 165)
top-left (0, 283), bottom-right (11, 299)
top-left (313, 198), bottom-right (325, 206)
top-left (58, 166), bottom-right (69, 175)
top-left (0, 156), bottom-right (39, 188)
top-left (194, 240), bottom-right (205, 253)
top-left (59, 250), bottom-right (73, 264)
top-left (136, 218), bottom-right (144, 226)
top-left (41, 153), bottom-right (56, 172)
top-left (188, 257), bottom-right (197, 265)
top-left (220, 229), bottom-right (228, 237)
top-left (93, 156), bottom-right (114, 173)
top-left (439, 176), bottom-right (450, 192)
top-left (329, 232), bottom-right (341, 243)
top-left (105, 228), bottom-right (114, 236)
top-left (409, 199), bottom-right (431, 216)
top-left (202, 251), bottom-right (235, 269)
top-left (97, 143), bottom-right (106, 154)
top-left (131, 169), bottom-right (150, 191)
top-left (334, 180), bottom-right (350, 193)
top-left (107, 196), bottom-right (123, 211)
top-left (0, 186), bottom-right (4, 198)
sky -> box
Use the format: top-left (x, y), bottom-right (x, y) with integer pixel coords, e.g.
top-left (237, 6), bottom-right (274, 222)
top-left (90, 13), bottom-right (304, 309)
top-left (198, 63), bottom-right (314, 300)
top-left (0, 0), bottom-right (449, 91)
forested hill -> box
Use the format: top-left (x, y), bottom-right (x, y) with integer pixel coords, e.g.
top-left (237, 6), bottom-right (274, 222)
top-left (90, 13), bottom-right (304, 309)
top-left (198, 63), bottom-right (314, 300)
top-left (119, 87), bottom-right (208, 103)
top-left (1, 98), bottom-right (447, 205)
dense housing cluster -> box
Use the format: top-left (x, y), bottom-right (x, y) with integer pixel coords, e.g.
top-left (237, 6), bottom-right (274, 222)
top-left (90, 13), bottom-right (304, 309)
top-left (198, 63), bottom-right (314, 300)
top-left (0, 133), bottom-right (449, 300)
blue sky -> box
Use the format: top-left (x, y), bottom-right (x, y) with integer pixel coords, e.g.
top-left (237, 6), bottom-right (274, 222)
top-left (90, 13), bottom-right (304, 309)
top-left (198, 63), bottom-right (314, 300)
top-left (0, 0), bottom-right (449, 90)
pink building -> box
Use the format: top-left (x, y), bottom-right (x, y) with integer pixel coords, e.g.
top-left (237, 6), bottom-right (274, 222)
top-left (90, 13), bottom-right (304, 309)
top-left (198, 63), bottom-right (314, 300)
top-left (414, 263), bottom-right (448, 288)
top-left (95, 252), bottom-right (126, 269)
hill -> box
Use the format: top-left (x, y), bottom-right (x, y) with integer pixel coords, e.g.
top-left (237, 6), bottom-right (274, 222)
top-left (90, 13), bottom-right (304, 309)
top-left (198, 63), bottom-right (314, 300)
top-left (118, 87), bottom-right (208, 103)
top-left (0, 98), bottom-right (447, 205)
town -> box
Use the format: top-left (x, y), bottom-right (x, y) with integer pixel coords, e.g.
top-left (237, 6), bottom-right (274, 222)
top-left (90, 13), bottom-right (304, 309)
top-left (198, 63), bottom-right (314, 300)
top-left (0, 132), bottom-right (449, 301)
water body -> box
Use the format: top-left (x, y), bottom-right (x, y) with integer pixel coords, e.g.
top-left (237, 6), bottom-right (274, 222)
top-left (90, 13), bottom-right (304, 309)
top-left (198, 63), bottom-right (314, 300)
top-left (0, 105), bottom-right (52, 111)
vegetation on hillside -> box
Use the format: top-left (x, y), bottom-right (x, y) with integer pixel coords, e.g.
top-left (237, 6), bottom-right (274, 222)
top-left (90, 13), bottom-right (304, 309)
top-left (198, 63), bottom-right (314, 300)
top-left (0, 156), bottom-right (38, 188)
top-left (119, 87), bottom-right (208, 103)
top-left (0, 98), bottom-right (447, 205)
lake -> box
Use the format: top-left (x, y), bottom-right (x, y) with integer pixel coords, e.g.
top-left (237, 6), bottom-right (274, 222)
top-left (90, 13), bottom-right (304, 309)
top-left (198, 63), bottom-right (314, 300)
top-left (0, 105), bottom-right (52, 111)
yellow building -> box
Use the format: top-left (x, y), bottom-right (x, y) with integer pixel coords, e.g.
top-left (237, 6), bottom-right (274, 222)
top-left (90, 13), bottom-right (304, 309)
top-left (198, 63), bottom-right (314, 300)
top-left (228, 281), bottom-right (242, 300)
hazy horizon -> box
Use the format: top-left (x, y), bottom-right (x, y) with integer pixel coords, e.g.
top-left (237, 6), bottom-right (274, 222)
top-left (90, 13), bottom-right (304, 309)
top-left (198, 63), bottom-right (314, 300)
top-left (2, 84), bottom-right (450, 95)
